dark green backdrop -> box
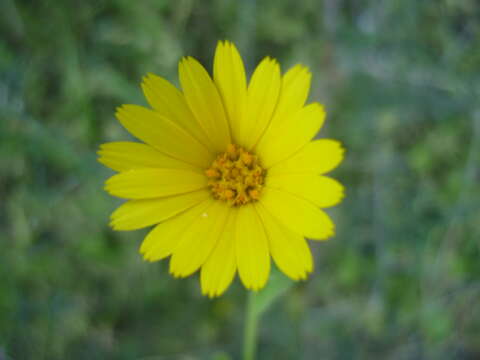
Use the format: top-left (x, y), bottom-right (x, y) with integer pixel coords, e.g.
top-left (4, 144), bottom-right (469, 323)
top-left (1, 0), bottom-right (480, 359)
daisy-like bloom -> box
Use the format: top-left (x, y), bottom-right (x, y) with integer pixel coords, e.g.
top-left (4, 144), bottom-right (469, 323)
top-left (98, 41), bottom-right (344, 297)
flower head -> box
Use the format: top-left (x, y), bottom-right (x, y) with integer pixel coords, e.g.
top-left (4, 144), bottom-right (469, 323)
top-left (98, 41), bottom-right (344, 297)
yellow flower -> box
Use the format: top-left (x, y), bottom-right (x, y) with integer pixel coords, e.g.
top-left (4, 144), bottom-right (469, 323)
top-left (98, 41), bottom-right (345, 297)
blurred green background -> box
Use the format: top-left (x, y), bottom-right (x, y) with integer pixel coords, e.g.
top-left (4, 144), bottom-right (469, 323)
top-left (2, 0), bottom-right (480, 359)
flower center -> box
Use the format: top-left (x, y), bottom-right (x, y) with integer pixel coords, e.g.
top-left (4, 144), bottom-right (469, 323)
top-left (205, 144), bottom-right (265, 206)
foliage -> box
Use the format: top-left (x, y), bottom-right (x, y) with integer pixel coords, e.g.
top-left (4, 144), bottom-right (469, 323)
top-left (1, 0), bottom-right (480, 359)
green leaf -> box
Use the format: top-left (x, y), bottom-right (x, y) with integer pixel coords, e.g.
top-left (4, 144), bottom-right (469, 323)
top-left (252, 268), bottom-right (293, 317)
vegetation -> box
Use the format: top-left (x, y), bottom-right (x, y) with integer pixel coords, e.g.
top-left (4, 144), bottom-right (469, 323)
top-left (1, 0), bottom-right (480, 358)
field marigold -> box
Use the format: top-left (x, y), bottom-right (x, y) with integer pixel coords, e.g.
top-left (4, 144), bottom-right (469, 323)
top-left (98, 41), bottom-right (344, 297)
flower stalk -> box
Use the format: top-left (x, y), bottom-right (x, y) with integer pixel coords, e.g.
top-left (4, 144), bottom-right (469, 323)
top-left (243, 291), bottom-right (259, 360)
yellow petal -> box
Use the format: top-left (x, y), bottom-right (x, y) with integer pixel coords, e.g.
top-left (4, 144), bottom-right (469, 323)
top-left (235, 205), bottom-right (270, 290)
top-left (256, 64), bottom-right (311, 151)
top-left (201, 213), bottom-right (237, 297)
top-left (280, 64), bottom-right (312, 114)
top-left (260, 187), bottom-right (334, 240)
top-left (169, 201), bottom-right (231, 278)
top-left (268, 139), bottom-right (345, 176)
top-left (214, 41), bottom-right (247, 145)
top-left (141, 199), bottom-right (213, 261)
top-left (255, 203), bottom-right (313, 280)
top-left (258, 103), bottom-right (326, 168)
top-left (97, 142), bottom-right (200, 173)
top-left (116, 104), bottom-right (212, 168)
top-left (179, 56), bottom-right (231, 152)
top-left (266, 174), bottom-right (344, 208)
top-left (241, 57), bottom-right (281, 149)
top-left (110, 190), bottom-right (209, 231)
top-left (141, 73), bottom-right (213, 149)
top-left (104, 168), bottom-right (207, 199)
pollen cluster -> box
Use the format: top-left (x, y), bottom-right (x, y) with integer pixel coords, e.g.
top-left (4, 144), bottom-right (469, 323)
top-left (205, 144), bottom-right (265, 206)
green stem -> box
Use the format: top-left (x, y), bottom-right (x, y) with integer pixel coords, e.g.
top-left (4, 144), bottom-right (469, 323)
top-left (243, 291), bottom-right (259, 360)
